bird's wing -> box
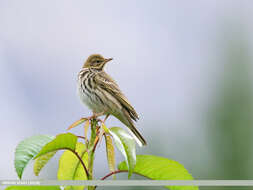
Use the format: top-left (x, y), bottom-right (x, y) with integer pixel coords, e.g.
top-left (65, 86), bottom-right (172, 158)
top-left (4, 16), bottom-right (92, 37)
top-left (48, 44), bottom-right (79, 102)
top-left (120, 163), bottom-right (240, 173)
top-left (94, 71), bottom-right (139, 121)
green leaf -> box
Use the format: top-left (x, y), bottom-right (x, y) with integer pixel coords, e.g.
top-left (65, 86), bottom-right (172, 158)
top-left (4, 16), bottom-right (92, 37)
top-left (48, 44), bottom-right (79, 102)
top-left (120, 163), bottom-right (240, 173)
top-left (118, 155), bottom-right (199, 190)
top-left (58, 142), bottom-right (88, 190)
top-left (34, 133), bottom-right (77, 159)
top-left (101, 123), bottom-right (109, 134)
top-left (5, 186), bottom-right (61, 190)
top-left (104, 134), bottom-right (116, 179)
top-left (109, 127), bottom-right (136, 178)
top-left (15, 135), bottom-right (54, 179)
top-left (33, 151), bottom-right (57, 176)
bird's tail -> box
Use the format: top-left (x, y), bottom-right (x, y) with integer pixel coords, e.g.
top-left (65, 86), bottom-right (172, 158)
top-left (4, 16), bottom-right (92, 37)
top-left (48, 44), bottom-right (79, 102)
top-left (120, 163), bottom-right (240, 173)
top-left (127, 123), bottom-right (147, 147)
top-left (117, 110), bottom-right (147, 146)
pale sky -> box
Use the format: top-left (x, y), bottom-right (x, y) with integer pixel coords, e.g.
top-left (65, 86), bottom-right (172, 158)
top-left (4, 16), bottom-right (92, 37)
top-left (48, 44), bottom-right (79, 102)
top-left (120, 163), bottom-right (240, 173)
top-left (1, 0), bottom-right (253, 181)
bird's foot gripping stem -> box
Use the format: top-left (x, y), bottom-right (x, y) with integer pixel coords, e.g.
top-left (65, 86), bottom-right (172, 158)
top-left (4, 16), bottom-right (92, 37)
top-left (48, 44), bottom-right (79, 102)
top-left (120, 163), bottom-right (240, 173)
top-left (85, 111), bottom-right (105, 122)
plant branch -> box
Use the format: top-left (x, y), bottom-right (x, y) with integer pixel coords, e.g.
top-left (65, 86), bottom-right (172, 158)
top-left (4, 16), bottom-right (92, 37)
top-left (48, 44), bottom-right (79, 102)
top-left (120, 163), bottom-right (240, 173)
top-left (100, 170), bottom-right (128, 180)
top-left (94, 170), bottom-right (152, 190)
top-left (92, 136), bottom-right (100, 153)
top-left (99, 169), bottom-right (151, 182)
top-left (77, 135), bottom-right (89, 145)
top-left (93, 170), bottom-right (128, 190)
top-left (77, 135), bottom-right (86, 140)
top-left (87, 119), bottom-right (98, 190)
top-left (65, 148), bottom-right (90, 179)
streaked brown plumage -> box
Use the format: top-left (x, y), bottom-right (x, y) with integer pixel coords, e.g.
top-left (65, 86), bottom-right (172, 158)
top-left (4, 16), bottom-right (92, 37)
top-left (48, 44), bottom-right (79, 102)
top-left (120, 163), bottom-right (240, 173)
top-left (78, 54), bottom-right (147, 146)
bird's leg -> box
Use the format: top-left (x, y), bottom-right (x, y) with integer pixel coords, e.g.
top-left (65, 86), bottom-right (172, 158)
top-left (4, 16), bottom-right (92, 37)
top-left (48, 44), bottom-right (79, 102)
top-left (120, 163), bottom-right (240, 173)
top-left (87, 111), bottom-right (105, 121)
top-left (94, 111), bottom-right (105, 118)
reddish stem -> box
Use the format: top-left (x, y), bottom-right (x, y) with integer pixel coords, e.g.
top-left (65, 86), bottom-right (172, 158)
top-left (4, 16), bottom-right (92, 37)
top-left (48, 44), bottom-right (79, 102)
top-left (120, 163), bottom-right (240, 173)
top-left (100, 170), bottom-right (128, 180)
top-left (65, 148), bottom-right (90, 178)
top-left (77, 135), bottom-right (86, 140)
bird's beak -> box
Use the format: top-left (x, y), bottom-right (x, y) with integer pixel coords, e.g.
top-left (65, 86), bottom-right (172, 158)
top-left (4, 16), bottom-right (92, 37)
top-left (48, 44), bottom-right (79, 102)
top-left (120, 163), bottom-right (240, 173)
top-left (104, 58), bottom-right (113, 63)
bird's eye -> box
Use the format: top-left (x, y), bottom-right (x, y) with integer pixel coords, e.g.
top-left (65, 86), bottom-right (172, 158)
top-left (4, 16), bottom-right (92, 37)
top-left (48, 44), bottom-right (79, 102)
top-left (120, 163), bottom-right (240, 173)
top-left (96, 60), bottom-right (100, 63)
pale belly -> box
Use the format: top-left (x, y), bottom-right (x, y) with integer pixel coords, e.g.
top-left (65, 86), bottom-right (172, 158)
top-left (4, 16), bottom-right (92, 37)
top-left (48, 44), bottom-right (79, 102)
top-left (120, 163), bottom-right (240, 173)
top-left (77, 74), bottom-right (122, 115)
top-left (78, 84), bottom-right (105, 114)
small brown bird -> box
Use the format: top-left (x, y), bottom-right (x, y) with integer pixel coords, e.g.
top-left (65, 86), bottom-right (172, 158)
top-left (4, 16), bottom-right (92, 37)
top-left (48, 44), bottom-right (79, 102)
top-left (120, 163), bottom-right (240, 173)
top-left (78, 54), bottom-right (146, 146)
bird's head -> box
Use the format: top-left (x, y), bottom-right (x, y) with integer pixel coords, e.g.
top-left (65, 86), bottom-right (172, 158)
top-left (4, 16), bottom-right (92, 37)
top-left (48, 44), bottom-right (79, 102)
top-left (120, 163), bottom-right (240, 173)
top-left (83, 54), bottom-right (113, 70)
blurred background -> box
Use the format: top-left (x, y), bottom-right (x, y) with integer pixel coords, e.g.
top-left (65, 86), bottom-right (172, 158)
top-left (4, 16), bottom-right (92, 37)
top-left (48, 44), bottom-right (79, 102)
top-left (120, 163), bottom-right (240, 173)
top-left (1, 0), bottom-right (253, 189)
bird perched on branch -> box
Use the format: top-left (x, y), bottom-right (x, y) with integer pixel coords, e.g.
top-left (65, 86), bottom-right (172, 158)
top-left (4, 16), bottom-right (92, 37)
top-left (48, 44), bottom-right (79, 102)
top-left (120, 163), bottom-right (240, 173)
top-left (77, 54), bottom-right (147, 146)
